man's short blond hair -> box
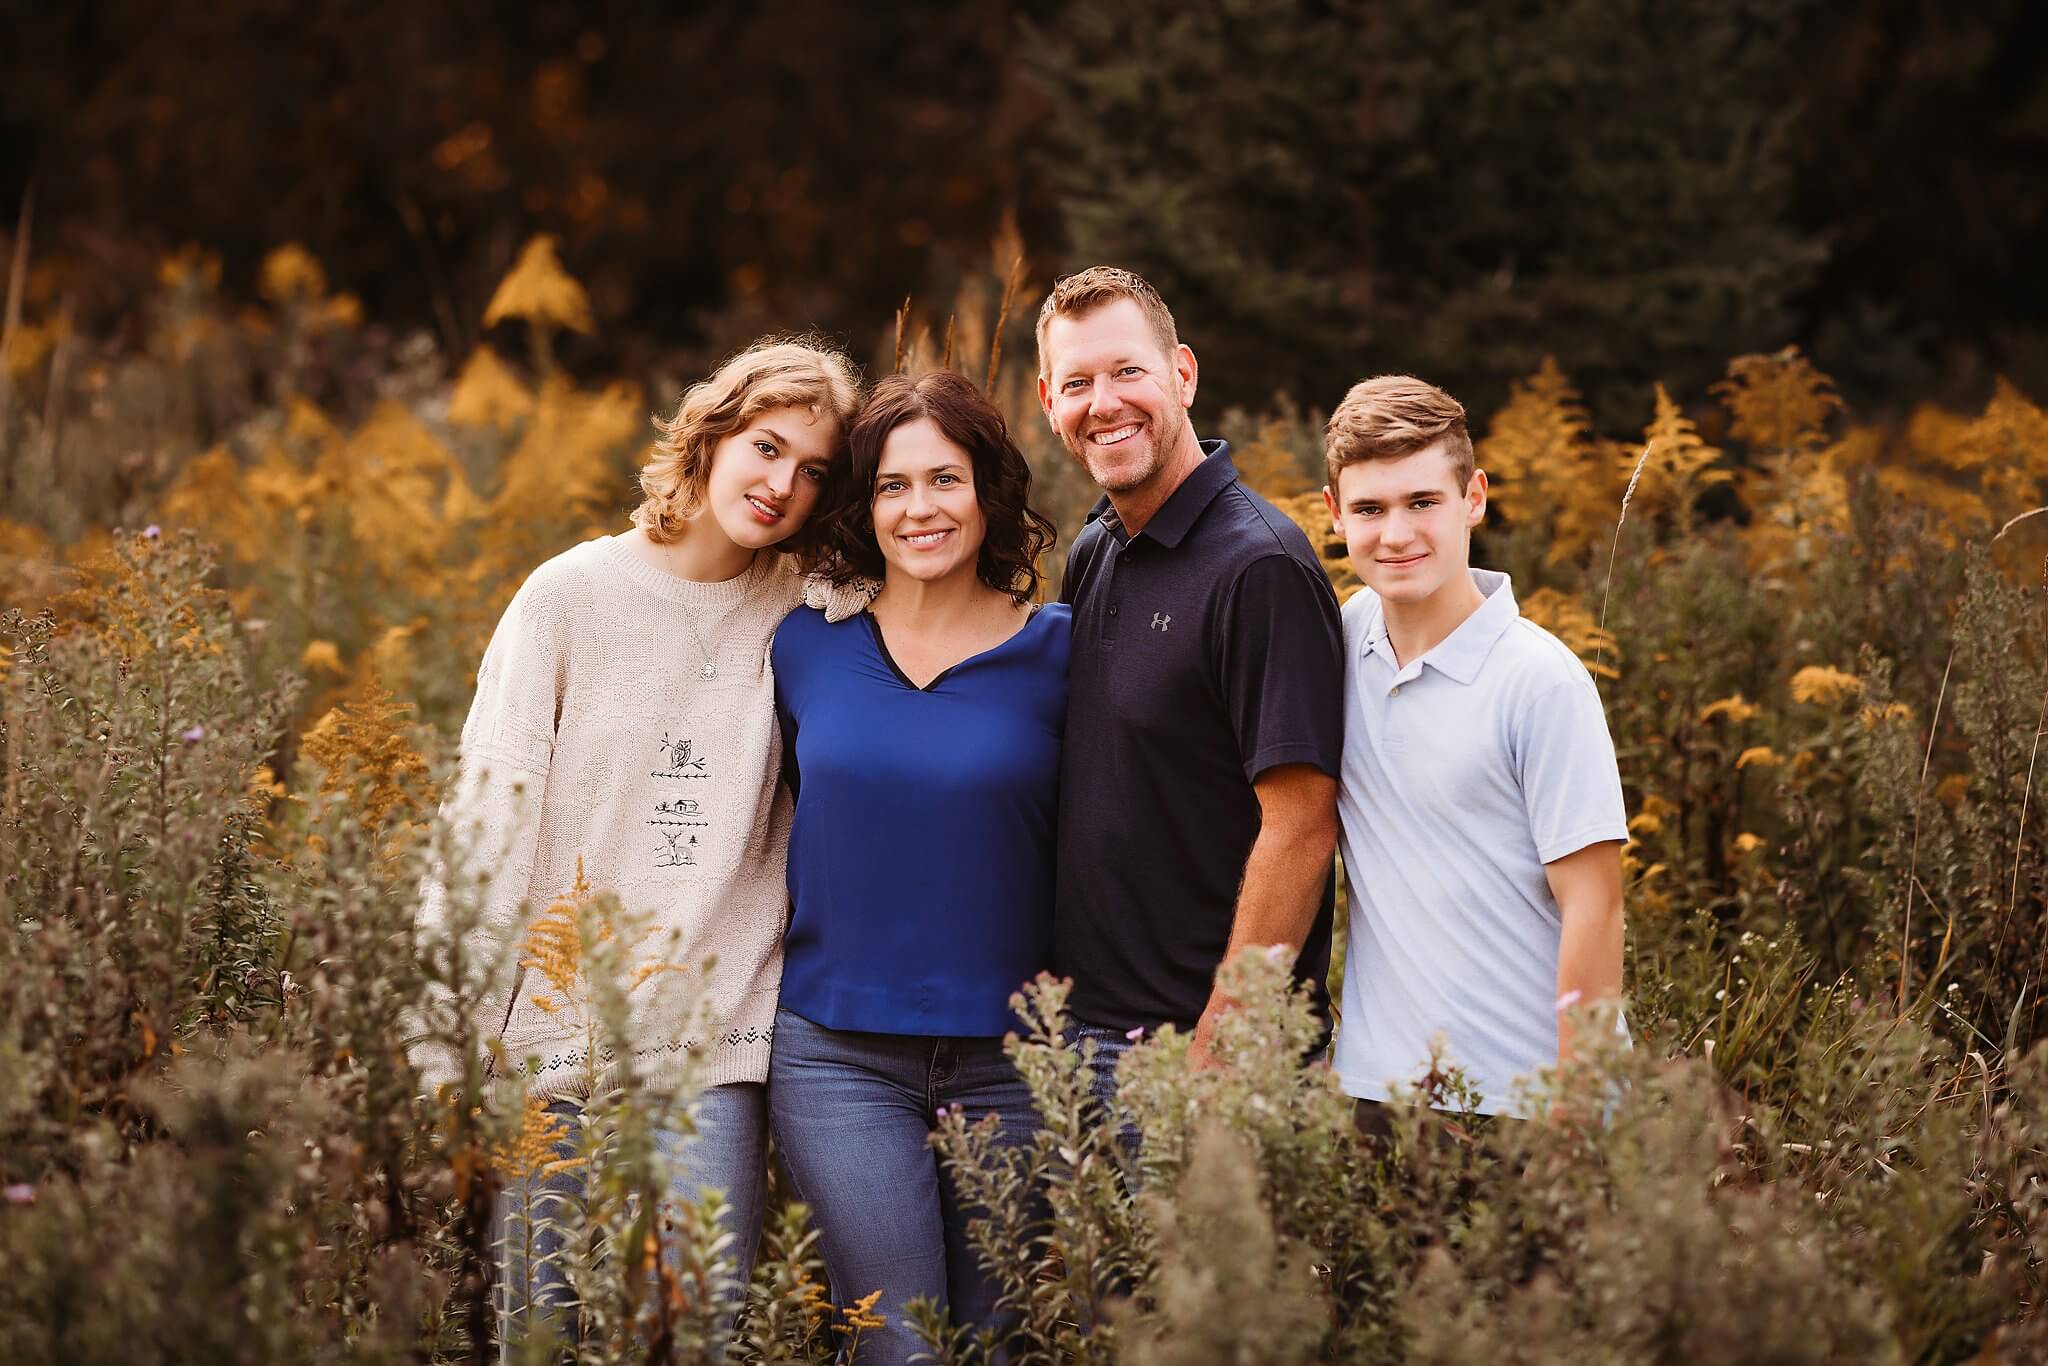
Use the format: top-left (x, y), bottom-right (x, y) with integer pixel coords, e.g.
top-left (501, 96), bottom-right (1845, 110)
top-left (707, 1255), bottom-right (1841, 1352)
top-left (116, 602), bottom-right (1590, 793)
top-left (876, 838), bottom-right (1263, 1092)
top-left (1034, 265), bottom-right (1180, 376)
top-left (1324, 375), bottom-right (1475, 489)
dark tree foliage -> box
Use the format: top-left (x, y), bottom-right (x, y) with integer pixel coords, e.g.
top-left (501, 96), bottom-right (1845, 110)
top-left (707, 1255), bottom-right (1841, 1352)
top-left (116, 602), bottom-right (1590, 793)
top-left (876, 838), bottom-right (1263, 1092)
top-left (1027, 0), bottom-right (1828, 420)
top-left (0, 0), bottom-right (2042, 412)
top-left (1790, 0), bottom-right (2048, 408)
top-left (1021, 0), bottom-right (1375, 409)
top-left (1363, 0), bottom-right (1828, 422)
top-left (0, 0), bottom-right (1046, 374)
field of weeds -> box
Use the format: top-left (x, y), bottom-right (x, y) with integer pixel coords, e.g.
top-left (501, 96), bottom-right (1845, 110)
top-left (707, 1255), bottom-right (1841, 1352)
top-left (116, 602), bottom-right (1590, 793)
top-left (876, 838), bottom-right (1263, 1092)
top-left (2, 238), bottom-right (2046, 1363)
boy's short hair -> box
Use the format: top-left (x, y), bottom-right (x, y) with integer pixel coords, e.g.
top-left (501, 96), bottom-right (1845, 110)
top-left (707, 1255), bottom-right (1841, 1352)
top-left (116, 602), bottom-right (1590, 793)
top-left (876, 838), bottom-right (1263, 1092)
top-left (1034, 265), bottom-right (1180, 376)
top-left (1325, 375), bottom-right (1475, 489)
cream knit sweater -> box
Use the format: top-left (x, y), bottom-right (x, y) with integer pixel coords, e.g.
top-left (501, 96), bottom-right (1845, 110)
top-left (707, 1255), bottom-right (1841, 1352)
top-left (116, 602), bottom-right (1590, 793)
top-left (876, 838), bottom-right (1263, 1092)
top-left (414, 534), bottom-right (861, 1102)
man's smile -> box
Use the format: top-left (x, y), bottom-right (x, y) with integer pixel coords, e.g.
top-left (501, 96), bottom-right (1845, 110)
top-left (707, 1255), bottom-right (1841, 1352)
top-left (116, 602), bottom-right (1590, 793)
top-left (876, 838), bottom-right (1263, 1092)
top-left (1089, 423), bottom-right (1142, 447)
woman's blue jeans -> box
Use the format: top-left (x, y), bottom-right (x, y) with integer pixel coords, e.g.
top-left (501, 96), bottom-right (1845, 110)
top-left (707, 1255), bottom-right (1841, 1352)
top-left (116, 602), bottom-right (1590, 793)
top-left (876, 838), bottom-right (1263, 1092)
top-left (491, 1081), bottom-right (767, 1359)
top-left (769, 1006), bottom-right (1040, 1364)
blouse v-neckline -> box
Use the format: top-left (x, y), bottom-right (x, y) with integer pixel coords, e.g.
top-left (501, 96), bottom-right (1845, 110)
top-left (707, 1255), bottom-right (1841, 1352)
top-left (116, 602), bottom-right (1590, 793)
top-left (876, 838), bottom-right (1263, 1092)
top-left (862, 605), bottom-right (1041, 693)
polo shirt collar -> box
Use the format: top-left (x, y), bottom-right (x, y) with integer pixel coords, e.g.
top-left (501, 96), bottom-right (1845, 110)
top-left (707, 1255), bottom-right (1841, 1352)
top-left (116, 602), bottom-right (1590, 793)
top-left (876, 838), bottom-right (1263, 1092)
top-left (1088, 439), bottom-right (1238, 548)
top-left (1365, 568), bottom-right (1520, 684)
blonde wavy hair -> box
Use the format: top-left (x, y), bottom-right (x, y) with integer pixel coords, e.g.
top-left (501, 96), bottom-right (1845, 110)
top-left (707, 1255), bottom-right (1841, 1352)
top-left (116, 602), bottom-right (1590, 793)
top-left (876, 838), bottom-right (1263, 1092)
top-left (633, 336), bottom-right (863, 544)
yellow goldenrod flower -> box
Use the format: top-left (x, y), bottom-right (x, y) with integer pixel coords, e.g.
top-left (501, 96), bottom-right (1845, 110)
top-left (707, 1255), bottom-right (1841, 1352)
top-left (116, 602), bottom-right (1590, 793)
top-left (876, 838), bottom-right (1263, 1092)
top-left (321, 293), bottom-right (363, 328)
top-left (1713, 347), bottom-right (1841, 454)
top-left (1628, 811), bottom-right (1664, 836)
top-left (299, 640), bottom-right (345, 676)
top-left (1732, 832), bottom-right (1767, 855)
top-left (521, 905), bottom-right (586, 1005)
top-left (1788, 665), bottom-right (1862, 705)
top-left (1698, 694), bottom-right (1759, 725)
top-left (157, 244), bottom-right (223, 291)
top-left (448, 346), bottom-right (536, 432)
top-left (483, 234), bottom-right (595, 335)
top-left (259, 243), bottom-right (329, 302)
top-left (1859, 701), bottom-right (1914, 729)
top-left (493, 1094), bottom-right (580, 1181)
top-left (299, 685), bottom-right (435, 831)
top-left (1935, 774), bottom-right (1971, 807)
top-left (835, 1290), bottom-right (887, 1334)
top-left (1736, 746), bottom-right (1781, 770)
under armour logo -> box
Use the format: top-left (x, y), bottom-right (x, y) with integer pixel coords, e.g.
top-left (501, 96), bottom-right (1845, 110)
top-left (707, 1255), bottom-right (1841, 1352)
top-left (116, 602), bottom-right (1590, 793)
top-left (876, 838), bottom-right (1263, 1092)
top-left (1151, 612), bottom-right (1172, 631)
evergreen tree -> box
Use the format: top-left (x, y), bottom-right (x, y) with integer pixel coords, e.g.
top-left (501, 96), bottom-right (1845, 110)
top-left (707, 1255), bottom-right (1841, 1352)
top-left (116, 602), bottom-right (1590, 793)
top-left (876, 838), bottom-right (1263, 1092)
top-left (1368, 0), bottom-right (1827, 420)
top-left (1021, 0), bottom-right (1374, 409)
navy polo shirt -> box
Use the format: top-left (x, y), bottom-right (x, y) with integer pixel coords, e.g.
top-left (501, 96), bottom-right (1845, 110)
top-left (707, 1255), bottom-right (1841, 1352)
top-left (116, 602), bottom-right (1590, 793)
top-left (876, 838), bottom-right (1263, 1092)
top-left (1055, 440), bottom-right (1344, 1034)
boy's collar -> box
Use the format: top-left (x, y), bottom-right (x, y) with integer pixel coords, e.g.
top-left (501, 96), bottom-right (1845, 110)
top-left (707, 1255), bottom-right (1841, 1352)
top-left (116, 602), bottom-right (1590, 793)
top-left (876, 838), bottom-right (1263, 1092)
top-left (1367, 569), bottom-right (1519, 683)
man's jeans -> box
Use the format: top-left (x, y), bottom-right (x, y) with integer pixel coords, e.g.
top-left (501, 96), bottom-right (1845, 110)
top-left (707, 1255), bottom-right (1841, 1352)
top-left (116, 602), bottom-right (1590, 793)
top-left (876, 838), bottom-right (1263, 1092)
top-left (491, 1082), bottom-right (768, 1360)
top-left (1064, 1019), bottom-right (1141, 1152)
top-left (769, 1007), bottom-right (1040, 1364)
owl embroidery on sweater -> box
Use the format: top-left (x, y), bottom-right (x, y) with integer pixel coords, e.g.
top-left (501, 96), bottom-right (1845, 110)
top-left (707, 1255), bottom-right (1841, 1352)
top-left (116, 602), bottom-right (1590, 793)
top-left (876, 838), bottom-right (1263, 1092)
top-left (653, 732), bottom-right (708, 778)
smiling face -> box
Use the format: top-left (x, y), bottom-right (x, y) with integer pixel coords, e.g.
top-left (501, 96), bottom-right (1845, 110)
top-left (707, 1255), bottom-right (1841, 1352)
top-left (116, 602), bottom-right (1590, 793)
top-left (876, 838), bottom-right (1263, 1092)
top-left (1038, 297), bottom-right (1199, 498)
top-left (698, 403), bottom-right (838, 552)
top-left (870, 416), bottom-right (987, 587)
top-left (1325, 438), bottom-right (1489, 609)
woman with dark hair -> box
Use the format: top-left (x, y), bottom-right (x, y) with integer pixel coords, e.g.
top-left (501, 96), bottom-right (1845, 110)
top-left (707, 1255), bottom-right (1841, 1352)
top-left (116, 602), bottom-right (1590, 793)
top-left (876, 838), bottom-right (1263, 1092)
top-left (768, 369), bottom-right (1068, 1360)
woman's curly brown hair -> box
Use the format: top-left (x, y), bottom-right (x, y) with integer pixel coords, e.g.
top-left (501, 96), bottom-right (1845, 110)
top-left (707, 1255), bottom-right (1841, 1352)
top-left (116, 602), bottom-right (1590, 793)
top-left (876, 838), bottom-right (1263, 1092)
top-left (812, 370), bottom-right (1057, 603)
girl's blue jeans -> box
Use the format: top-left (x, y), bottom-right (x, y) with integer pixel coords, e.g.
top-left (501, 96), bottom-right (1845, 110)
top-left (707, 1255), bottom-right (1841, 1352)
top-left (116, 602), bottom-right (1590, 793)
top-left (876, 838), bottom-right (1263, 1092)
top-left (491, 1081), bottom-right (767, 1359)
top-left (768, 1006), bottom-right (1040, 1364)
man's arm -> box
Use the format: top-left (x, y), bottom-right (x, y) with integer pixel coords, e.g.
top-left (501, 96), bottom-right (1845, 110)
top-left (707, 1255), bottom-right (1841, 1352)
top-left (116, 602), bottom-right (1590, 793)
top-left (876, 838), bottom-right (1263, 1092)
top-left (1544, 839), bottom-right (1625, 1070)
top-left (1191, 762), bottom-right (1338, 1069)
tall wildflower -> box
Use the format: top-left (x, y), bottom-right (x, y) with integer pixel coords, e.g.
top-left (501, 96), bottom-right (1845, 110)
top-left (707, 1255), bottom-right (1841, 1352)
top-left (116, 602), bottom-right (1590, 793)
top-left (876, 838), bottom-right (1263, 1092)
top-left (299, 683), bottom-right (435, 837)
top-left (483, 234), bottom-right (595, 373)
top-left (1477, 358), bottom-right (1623, 567)
top-left (1628, 384), bottom-right (1732, 534)
top-left (1715, 347), bottom-right (1845, 564)
top-left (447, 346), bottom-right (536, 432)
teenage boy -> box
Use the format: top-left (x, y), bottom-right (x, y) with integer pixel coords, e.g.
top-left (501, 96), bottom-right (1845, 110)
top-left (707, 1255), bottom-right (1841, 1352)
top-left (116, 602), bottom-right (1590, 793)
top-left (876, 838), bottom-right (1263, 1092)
top-left (1322, 375), bottom-right (1629, 1127)
top-left (1036, 266), bottom-right (1343, 1093)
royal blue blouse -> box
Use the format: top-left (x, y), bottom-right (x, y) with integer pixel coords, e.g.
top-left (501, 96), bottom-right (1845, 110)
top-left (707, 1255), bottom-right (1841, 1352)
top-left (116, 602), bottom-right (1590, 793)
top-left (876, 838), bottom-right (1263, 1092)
top-left (772, 602), bottom-right (1071, 1036)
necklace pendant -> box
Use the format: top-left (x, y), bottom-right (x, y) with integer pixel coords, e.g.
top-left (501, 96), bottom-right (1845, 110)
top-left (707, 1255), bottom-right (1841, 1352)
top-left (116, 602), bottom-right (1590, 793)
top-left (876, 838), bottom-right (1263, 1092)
top-left (700, 661), bottom-right (717, 679)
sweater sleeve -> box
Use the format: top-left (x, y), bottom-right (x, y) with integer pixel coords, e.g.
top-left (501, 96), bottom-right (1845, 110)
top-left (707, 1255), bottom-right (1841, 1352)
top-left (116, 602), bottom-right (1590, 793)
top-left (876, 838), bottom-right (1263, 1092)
top-left (410, 572), bottom-right (570, 1094)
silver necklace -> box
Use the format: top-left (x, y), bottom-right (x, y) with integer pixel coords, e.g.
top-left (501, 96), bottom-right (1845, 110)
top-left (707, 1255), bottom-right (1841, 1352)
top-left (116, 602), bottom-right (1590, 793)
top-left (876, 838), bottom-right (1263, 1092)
top-left (676, 592), bottom-right (746, 679)
top-left (680, 611), bottom-right (719, 679)
top-left (658, 540), bottom-right (748, 679)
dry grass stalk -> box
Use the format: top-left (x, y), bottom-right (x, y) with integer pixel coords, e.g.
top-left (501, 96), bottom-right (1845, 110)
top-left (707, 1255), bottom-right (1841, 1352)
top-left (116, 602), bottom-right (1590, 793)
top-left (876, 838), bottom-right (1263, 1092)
top-left (892, 295), bottom-right (911, 376)
top-left (1594, 441), bottom-right (1654, 683)
top-left (986, 251), bottom-right (1025, 394)
top-left (1899, 648), bottom-right (1954, 1012)
top-left (0, 184), bottom-right (32, 439)
top-left (1995, 506), bottom-right (2048, 541)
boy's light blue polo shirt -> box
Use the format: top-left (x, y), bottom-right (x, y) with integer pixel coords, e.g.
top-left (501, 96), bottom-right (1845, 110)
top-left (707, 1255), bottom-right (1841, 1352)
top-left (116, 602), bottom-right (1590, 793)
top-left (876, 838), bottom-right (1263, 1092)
top-left (1332, 569), bottom-right (1629, 1117)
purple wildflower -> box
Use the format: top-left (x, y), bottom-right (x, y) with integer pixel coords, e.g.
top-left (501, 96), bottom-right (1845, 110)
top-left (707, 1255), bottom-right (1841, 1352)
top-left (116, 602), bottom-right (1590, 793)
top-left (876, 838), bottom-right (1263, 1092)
top-left (143, 525), bottom-right (162, 539)
top-left (181, 725), bottom-right (206, 743)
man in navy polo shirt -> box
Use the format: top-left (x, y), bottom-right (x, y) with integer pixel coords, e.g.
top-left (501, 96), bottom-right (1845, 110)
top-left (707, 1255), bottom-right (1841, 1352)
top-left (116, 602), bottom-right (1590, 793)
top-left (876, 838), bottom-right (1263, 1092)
top-left (1035, 266), bottom-right (1343, 1098)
